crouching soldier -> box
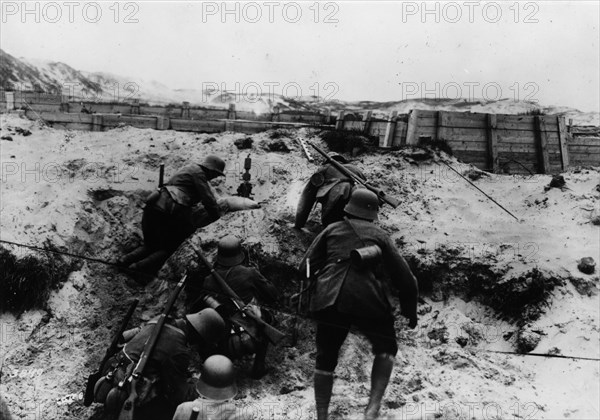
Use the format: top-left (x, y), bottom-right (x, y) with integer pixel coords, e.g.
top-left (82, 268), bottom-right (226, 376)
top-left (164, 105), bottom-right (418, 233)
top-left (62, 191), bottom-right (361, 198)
top-left (93, 308), bottom-right (227, 420)
top-left (172, 355), bottom-right (250, 420)
top-left (119, 155), bottom-right (226, 280)
top-left (295, 153), bottom-right (366, 229)
top-left (299, 188), bottom-right (419, 420)
top-left (193, 235), bottom-right (279, 379)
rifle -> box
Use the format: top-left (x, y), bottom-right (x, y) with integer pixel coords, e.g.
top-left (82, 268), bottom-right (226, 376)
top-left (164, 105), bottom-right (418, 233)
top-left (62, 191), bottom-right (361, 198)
top-left (117, 274), bottom-right (188, 420)
top-left (194, 248), bottom-right (287, 346)
top-left (83, 299), bottom-right (138, 406)
top-left (158, 164), bottom-right (165, 188)
top-left (306, 141), bottom-right (401, 208)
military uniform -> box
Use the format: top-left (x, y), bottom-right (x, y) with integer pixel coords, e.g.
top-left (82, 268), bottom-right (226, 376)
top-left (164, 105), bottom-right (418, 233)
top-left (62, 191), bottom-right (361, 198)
top-left (102, 318), bottom-right (199, 420)
top-left (202, 265), bottom-right (278, 306)
top-left (295, 162), bottom-right (366, 228)
top-left (120, 157), bottom-right (225, 277)
top-left (144, 164), bottom-right (221, 253)
top-left (300, 217), bottom-right (418, 371)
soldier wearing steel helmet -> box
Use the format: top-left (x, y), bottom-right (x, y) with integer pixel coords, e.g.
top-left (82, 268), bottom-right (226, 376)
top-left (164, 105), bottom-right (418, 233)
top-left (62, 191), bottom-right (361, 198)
top-left (192, 235), bottom-right (279, 379)
top-left (94, 308), bottom-right (227, 420)
top-left (172, 355), bottom-right (251, 420)
top-left (119, 155), bottom-right (226, 279)
top-left (295, 153), bottom-right (367, 229)
top-left (299, 188), bottom-right (419, 420)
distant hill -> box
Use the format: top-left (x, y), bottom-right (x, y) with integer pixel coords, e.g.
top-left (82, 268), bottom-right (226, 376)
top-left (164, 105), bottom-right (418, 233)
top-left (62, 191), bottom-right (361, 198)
top-left (1, 49), bottom-right (597, 125)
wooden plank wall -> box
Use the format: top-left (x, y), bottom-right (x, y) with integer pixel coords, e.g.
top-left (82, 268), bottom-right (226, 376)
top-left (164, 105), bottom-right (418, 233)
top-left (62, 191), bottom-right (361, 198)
top-left (1, 90), bottom-right (327, 124)
top-left (338, 109), bottom-right (599, 174)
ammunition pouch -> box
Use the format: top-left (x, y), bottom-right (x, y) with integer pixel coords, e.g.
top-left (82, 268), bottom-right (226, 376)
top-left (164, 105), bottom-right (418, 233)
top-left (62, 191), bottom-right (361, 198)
top-left (225, 328), bottom-right (257, 358)
top-left (94, 352), bottom-right (159, 408)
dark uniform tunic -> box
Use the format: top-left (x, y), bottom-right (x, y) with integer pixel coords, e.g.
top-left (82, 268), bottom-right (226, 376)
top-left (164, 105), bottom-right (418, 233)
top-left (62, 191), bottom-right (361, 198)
top-left (143, 164), bottom-right (221, 252)
top-left (295, 163), bottom-right (366, 228)
top-left (119, 318), bottom-right (198, 420)
top-left (203, 265), bottom-right (279, 306)
top-left (300, 218), bottom-right (418, 371)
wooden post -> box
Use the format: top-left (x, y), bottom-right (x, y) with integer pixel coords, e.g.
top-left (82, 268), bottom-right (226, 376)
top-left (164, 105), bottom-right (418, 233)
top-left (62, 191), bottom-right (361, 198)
top-left (130, 99), bottom-right (140, 115)
top-left (91, 115), bottom-right (104, 132)
top-left (437, 111), bottom-right (449, 141)
top-left (535, 115), bottom-right (550, 174)
top-left (324, 108), bottom-right (332, 125)
top-left (486, 114), bottom-right (498, 172)
top-left (405, 109), bottom-right (420, 145)
top-left (363, 111), bottom-right (373, 134)
top-left (335, 111), bottom-right (345, 130)
top-left (557, 116), bottom-right (570, 170)
top-left (6, 92), bottom-right (14, 111)
top-left (156, 116), bottom-right (170, 130)
top-left (567, 118), bottom-right (573, 133)
top-left (381, 111), bottom-right (398, 148)
top-left (228, 103), bottom-right (236, 120)
top-left (182, 102), bottom-right (190, 118)
top-left (272, 105), bottom-right (280, 122)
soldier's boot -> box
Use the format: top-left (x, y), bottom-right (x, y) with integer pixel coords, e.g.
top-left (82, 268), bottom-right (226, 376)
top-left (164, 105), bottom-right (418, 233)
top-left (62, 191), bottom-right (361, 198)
top-left (314, 369), bottom-right (334, 420)
top-left (128, 250), bottom-right (170, 284)
top-left (118, 245), bottom-right (152, 267)
top-left (364, 353), bottom-right (395, 420)
top-left (250, 340), bottom-right (268, 379)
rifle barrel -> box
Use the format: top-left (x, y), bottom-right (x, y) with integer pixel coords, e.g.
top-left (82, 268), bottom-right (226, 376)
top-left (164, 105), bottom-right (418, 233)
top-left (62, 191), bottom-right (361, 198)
top-left (306, 141), bottom-right (400, 208)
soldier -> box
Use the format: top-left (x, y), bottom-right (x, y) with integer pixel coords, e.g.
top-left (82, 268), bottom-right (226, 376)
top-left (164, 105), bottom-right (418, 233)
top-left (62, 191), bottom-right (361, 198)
top-left (299, 188), bottom-right (419, 420)
top-left (172, 355), bottom-right (250, 420)
top-left (119, 156), bottom-right (226, 279)
top-left (193, 235), bottom-right (279, 379)
top-left (295, 153), bottom-right (366, 229)
top-left (95, 308), bottom-right (227, 420)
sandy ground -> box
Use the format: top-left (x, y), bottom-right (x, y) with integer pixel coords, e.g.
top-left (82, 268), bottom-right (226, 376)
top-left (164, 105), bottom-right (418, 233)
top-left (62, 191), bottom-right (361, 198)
top-left (0, 112), bottom-right (599, 419)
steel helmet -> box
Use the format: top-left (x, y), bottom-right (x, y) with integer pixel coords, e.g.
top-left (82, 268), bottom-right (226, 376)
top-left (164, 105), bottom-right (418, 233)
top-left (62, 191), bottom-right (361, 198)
top-left (344, 188), bottom-right (379, 221)
top-left (196, 355), bottom-right (238, 401)
top-left (200, 155), bottom-right (226, 177)
top-left (216, 235), bottom-right (245, 267)
top-left (185, 308), bottom-right (226, 344)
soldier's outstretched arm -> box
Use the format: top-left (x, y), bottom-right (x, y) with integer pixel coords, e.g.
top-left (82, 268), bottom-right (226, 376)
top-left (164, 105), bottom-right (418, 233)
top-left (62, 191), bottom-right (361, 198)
top-left (193, 173), bottom-right (221, 221)
top-left (382, 236), bottom-right (419, 326)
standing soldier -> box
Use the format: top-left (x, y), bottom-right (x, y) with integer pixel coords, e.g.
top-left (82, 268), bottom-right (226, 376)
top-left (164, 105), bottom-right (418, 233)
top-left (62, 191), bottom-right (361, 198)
top-left (299, 188), bottom-right (419, 420)
top-left (295, 153), bottom-right (366, 229)
top-left (94, 308), bottom-right (227, 420)
top-left (193, 235), bottom-right (279, 379)
top-left (119, 156), bottom-right (226, 279)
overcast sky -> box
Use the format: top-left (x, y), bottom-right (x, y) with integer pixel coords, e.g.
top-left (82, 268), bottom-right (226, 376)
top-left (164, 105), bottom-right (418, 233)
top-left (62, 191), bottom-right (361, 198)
top-left (1, 1), bottom-right (599, 111)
